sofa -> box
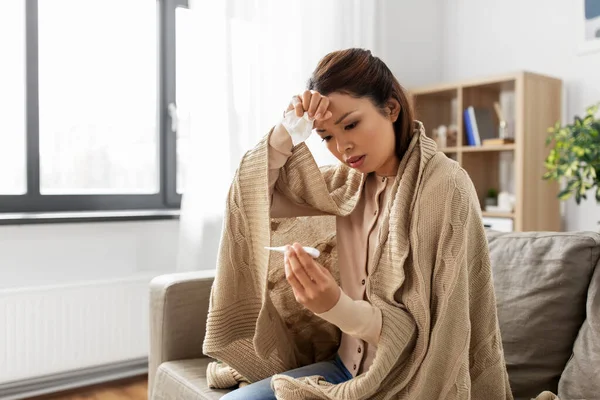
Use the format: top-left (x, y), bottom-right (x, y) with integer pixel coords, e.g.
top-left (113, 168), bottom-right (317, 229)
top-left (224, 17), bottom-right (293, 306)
top-left (148, 230), bottom-right (600, 400)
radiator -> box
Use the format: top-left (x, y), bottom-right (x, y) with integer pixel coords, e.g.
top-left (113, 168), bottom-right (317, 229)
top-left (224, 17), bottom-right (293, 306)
top-left (0, 274), bottom-right (155, 386)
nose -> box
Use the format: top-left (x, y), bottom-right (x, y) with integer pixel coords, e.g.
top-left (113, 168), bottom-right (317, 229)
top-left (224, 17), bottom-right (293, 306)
top-left (336, 136), bottom-right (354, 154)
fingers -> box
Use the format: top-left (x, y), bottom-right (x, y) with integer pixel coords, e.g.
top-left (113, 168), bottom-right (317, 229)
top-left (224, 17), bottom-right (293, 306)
top-left (285, 257), bottom-right (305, 296)
top-left (302, 90), bottom-right (312, 114)
top-left (290, 90), bottom-right (329, 121)
top-left (287, 248), bottom-right (315, 289)
top-left (292, 243), bottom-right (326, 283)
top-left (308, 92), bottom-right (322, 119)
top-left (314, 97), bottom-right (331, 120)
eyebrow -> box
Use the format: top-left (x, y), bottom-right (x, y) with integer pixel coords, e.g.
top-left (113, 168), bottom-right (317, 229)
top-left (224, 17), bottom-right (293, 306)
top-left (334, 110), bottom-right (357, 125)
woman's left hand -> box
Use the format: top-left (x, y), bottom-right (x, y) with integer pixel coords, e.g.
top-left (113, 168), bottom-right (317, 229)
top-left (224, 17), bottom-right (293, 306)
top-left (285, 243), bottom-right (341, 314)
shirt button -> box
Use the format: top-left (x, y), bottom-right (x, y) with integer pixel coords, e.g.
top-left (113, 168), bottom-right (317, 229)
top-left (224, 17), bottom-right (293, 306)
top-left (353, 364), bottom-right (357, 370)
top-left (361, 279), bottom-right (366, 285)
top-left (382, 176), bottom-right (386, 182)
top-left (358, 347), bottom-right (362, 353)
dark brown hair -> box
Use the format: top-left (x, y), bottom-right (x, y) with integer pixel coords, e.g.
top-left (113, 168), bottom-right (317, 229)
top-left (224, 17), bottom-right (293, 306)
top-left (307, 48), bottom-right (415, 160)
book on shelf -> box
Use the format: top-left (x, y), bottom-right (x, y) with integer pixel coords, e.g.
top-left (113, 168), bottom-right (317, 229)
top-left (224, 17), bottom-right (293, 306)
top-left (463, 106), bottom-right (496, 146)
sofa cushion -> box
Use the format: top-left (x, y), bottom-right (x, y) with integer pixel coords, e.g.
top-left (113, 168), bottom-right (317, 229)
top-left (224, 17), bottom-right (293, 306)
top-left (486, 231), bottom-right (600, 400)
top-left (559, 235), bottom-right (600, 400)
top-left (152, 358), bottom-right (232, 400)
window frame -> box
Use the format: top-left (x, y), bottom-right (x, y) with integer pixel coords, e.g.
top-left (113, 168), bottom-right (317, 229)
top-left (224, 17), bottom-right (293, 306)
top-left (0, 0), bottom-right (186, 214)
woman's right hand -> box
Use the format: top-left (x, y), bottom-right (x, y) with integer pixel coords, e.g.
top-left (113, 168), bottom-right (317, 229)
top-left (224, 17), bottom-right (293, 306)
top-left (275, 90), bottom-right (333, 146)
top-left (285, 90), bottom-right (333, 121)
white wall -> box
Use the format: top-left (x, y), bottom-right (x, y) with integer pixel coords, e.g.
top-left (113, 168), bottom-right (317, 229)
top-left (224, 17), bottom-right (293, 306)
top-left (176, 0), bottom-right (447, 273)
top-left (0, 220), bottom-right (179, 289)
top-left (379, 0), bottom-right (443, 86)
top-left (442, 0), bottom-right (600, 231)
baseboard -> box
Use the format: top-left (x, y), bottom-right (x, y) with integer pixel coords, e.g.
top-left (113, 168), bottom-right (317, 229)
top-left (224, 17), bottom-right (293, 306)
top-left (0, 358), bottom-right (148, 400)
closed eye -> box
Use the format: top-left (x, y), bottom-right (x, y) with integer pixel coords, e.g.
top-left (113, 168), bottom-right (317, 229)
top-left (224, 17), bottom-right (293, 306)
top-left (321, 136), bottom-right (332, 142)
top-left (344, 121), bottom-right (358, 130)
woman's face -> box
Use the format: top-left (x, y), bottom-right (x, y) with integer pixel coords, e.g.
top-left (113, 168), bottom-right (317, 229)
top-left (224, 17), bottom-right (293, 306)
top-left (313, 93), bottom-right (400, 176)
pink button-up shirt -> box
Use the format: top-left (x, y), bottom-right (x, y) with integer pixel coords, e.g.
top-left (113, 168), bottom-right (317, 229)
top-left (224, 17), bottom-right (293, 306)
top-left (268, 127), bottom-right (388, 376)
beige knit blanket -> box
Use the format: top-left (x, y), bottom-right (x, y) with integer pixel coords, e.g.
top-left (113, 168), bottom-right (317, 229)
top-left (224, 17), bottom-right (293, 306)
top-left (202, 122), bottom-right (558, 399)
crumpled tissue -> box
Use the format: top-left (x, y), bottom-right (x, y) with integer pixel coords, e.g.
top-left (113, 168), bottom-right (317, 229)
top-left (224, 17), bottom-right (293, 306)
top-left (281, 110), bottom-right (314, 146)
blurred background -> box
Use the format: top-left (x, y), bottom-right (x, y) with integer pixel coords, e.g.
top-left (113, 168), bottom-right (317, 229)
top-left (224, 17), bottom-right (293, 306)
top-left (1, 0), bottom-right (599, 398)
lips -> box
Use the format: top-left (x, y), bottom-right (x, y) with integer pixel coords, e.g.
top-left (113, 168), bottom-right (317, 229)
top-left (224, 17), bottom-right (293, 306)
top-left (346, 155), bottom-right (364, 164)
top-left (346, 155), bottom-right (366, 168)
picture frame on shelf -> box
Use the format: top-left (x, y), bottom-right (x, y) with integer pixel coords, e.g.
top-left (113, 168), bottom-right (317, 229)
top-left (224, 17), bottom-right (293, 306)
top-left (579, 0), bottom-right (600, 55)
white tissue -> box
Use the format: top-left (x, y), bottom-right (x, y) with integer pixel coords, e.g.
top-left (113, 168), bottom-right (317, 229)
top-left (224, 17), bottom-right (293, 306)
top-left (281, 110), bottom-right (314, 146)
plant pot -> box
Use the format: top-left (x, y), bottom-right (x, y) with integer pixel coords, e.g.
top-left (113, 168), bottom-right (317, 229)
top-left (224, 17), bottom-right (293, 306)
top-left (485, 197), bottom-right (498, 208)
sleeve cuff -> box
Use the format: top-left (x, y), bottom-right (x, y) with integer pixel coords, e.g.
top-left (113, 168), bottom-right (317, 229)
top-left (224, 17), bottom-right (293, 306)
top-left (268, 125), bottom-right (293, 157)
top-left (316, 288), bottom-right (382, 346)
top-left (317, 287), bottom-right (353, 321)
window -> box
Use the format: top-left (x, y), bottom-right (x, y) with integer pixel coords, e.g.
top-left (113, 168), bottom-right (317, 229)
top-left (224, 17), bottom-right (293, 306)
top-left (0, 0), bottom-right (27, 195)
top-left (175, 7), bottom-right (192, 195)
top-left (0, 0), bottom-right (187, 214)
top-left (38, 0), bottom-right (158, 195)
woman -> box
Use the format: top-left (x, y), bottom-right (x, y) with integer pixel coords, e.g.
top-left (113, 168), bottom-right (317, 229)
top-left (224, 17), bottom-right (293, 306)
top-left (205, 49), bottom-right (515, 400)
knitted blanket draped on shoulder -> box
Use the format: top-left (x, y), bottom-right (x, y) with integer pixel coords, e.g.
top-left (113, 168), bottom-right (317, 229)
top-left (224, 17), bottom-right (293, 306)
top-left (203, 123), bottom-right (516, 399)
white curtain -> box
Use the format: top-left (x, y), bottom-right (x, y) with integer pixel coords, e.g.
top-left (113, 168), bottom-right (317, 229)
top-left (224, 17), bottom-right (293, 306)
top-left (176, 0), bottom-right (382, 272)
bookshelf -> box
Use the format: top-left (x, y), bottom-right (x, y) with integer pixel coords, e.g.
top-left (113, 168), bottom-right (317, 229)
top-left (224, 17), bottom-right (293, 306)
top-left (410, 71), bottom-right (562, 232)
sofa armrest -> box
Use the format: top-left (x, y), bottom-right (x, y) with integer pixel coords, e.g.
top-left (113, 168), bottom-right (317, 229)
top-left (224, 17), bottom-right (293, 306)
top-left (148, 270), bottom-right (216, 398)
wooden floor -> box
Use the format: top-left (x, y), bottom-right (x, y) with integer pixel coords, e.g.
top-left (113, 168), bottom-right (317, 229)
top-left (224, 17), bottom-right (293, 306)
top-left (28, 376), bottom-right (147, 400)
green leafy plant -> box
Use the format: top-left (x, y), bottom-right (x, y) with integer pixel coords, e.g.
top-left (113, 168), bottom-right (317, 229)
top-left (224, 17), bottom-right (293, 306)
top-left (486, 188), bottom-right (498, 199)
top-left (543, 102), bottom-right (600, 204)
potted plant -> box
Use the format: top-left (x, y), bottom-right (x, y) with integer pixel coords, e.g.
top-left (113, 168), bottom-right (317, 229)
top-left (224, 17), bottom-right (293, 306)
top-left (485, 188), bottom-right (498, 208)
top-left (543, 102), bottom-right (600, 205)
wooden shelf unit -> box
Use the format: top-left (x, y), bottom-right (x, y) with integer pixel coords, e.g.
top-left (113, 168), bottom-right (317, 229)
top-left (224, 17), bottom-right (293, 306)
top-left (482, 211), bottom-right (515, 219)
top-left (410, 71), bottom-right (562, 232)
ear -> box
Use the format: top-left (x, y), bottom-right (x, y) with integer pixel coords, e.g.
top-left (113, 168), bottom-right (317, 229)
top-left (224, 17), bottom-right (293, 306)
top-left (386, 98), bottom-right (401, 123)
